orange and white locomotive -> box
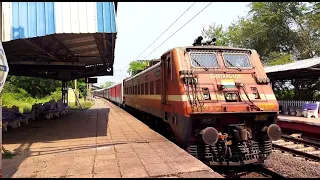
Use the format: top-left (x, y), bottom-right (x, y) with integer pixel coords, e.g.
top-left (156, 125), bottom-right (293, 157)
top-left (94, 37), bottom-right (282, 166)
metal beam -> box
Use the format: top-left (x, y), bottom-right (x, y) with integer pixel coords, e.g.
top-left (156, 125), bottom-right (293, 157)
top-left (10, 69), bottom-right (59, 80)
top-left (72, 66), bottom-right (113, 79)
top-left (24, 39), bottom-right (60, 61)
top-left (94, 34), bottom-right (107, 65)
top-left (51, 35), bottom-right (76, 61)
top-left (9, 61), bottom-right (85, 66)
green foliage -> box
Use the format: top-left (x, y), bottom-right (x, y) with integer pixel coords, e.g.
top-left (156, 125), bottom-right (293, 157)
top-left (203, 2), bottom-right (319, 62)
top-left (68, 79), bottom-right (88, 98)
top-left (69, 98), bottom-right (94, 110)
top-left (127, 61), bottom-right (149, 76)
top-left (6, 75), bottom-right (62, 98)
top-left (202, 23), bottom-right (230, 46)
top-left (267, 52), bottom-right (294, 66)
top-left (100, 81), bottom-right (115, 88)
top-left (1, 76), bottom-right (89, 113)
top-left (2, 87), bottom-right (62, 113)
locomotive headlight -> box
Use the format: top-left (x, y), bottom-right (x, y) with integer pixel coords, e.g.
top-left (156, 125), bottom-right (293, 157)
top-left (193, 77), bottom-right (198, 84)
top-left (256, 77), bottom-right (270, 84)
top-left (225, 93), bottom-right (238, 101)
top-left (225, 93), bottom-right (232, 100)
top-left (231, 93), bottom-right (238, 100)
top-left (266, 78), bottom-right (270, 83)
top-left (203, 94), bottom-right (209, 99)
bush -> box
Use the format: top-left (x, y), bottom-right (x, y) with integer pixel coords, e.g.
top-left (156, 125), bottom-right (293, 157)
top-left (2, 88), bottom-right (62, 113)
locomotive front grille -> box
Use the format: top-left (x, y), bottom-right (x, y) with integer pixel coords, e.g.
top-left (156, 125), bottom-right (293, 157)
top-left (188, 140), bottom-right (272, 166)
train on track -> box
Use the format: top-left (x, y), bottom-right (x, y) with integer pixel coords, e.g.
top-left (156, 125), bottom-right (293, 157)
top-left (93, 36), bottom-right (282, 166)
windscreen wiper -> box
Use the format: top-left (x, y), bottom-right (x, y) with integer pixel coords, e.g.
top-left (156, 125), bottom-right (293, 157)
top-left (192, 58), bottom-right (209, 71)
top-left (225, 59), bottom-right (241, 71)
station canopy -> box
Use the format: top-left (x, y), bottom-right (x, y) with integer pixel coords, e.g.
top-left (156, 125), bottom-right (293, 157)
top-left (265, 57), bottom-right (320, 80)
top-left (2, 2), bottom-right (118, 81)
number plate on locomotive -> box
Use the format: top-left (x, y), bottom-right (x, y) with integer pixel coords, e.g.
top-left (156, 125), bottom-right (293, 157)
top-left (254, 114), bottom-right (268, 121)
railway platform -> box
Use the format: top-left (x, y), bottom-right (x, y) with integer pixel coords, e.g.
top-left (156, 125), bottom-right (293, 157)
top-left (2, 98), bottom-right (223, 178)
top-left (277, 115), bottom-right (320, 136)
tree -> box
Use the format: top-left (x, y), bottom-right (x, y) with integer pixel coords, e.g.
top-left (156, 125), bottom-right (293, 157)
top-left (202, 2), bottom-right (320, 100)
top-left (100, 81), bottom-right (115, 88)
top-left (127, 61), bottom-right (149, 76)
top-left (5, 75), bottom-right (61, 98)
top-left (202, 23), bottom-right (230, 46)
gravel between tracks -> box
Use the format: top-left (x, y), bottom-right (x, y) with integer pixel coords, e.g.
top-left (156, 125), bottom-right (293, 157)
top-left (264, 151), bottom-right (320, 178)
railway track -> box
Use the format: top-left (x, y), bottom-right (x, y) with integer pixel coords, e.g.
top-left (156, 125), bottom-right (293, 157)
top-left (272, 134), bottom-right (320, 162)
top-left (213, 164), bottom-right (285, 178)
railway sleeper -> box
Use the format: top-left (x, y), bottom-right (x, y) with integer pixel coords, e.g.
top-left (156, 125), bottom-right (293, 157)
top-left (274, 141), bottom-right (294, 146)
top-left (308, 150), bottom-right (320, 155)
top-left (297, 147), bottom-right (316, 152)
top-left (284, 144), bottom-right (305, 149)
top-left (272, 140), bottom-right (286, 144)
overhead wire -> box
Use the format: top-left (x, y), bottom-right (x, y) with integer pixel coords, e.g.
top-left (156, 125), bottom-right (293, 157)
top-left (118, 2), bottom-right (212, 74)
top-left (119, 2), bottom-right (197, 72)
top-left (142, 2), bottom-right (213, 60)
top-left (133, 2), bottom-right (197, 61)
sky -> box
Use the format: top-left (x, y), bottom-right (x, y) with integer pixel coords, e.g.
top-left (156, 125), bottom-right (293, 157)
top-left (94, 2), bottom-right (250, 86)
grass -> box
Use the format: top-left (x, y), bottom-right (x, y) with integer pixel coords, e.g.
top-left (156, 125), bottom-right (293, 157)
top-left (69, 98), bottom-right (94, 110)
top-left (2, 90), bottom-right (62, 113)
top-left (2, 148), bottom-right (15, 159)
top-left (2, 87), bottom-right (93, 113)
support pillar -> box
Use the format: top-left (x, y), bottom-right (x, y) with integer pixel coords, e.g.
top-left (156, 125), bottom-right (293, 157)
top-left (62, 81), bottom-right (68, 105)
top-left (1, 2), bottom-right (3, 177)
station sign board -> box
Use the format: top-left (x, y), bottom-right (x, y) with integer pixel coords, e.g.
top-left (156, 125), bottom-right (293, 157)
top-left (86, 78), bottom-right (97, 84)
top-left (0, 41), bottom-right (9, 93)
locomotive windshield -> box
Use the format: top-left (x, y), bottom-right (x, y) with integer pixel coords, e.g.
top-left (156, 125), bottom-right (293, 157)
top-left (190, 51), bottom-right (219, 68)
top-left (222, 53), bottom-right (252, 68)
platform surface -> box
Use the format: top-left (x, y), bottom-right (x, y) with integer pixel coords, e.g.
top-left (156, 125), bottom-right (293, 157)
top-left (278, 115), bottom-right (320, 126)
top-left (2, 99), bottom-right (223, 178)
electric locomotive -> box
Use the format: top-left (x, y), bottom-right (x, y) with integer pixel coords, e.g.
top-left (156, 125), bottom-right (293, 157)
top-left (96, 36), bottom-right (282, 166)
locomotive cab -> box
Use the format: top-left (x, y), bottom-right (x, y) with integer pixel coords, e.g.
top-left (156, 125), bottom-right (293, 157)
top-left (166, 36), bottom-right (282, 166)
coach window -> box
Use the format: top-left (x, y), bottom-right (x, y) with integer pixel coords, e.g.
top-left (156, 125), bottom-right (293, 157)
top-left (150, 81), bottom-right (154, 95)
top-left (167, 57), bottom-right (171, 79)
top-left (145, 83), bottom-right (148, 95)
top-left (135, 85), bottom-right (137, 95)
top-left (138, 84), bottom-right (140, 95)
top-left (141, 84), bottom-right (144, 95)
top-left (156, 79), bottom-right (161, 94)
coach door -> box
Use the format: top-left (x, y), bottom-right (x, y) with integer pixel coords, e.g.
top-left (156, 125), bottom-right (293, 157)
top-left (161, 53), bottom-right (171, 121)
